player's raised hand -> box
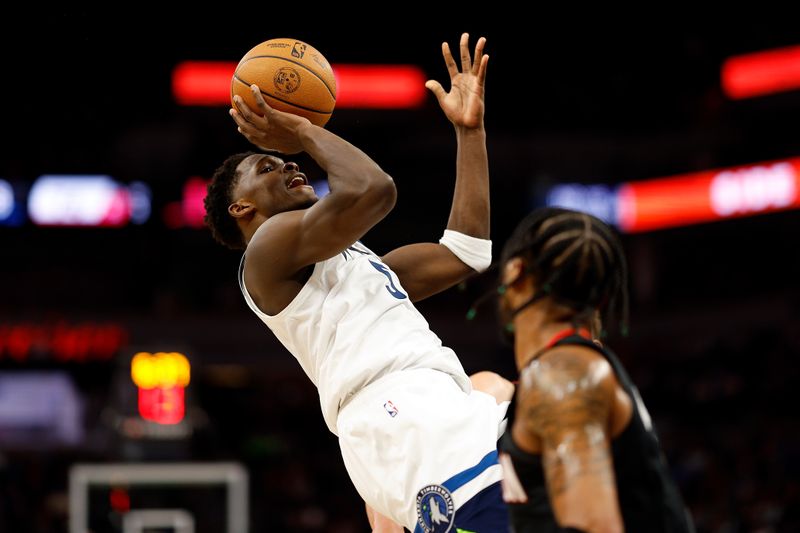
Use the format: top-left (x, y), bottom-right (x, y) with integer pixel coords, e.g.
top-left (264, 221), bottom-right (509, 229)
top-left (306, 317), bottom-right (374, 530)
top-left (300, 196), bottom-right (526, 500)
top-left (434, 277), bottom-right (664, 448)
top-left (425, 33), bottom-right (488, 130)
top-left (230, 84), bottom-right (312, 154)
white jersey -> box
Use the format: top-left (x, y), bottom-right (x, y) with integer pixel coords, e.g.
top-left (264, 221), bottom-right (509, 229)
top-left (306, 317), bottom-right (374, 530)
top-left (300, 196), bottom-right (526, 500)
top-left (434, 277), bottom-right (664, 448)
top-left (238, 240), bottom-right (472, 434)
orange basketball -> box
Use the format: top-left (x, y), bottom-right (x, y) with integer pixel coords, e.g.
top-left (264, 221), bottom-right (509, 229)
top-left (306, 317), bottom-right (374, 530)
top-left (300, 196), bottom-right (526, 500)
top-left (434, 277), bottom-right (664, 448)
top-left (231, 38), bottom-right (337, 127)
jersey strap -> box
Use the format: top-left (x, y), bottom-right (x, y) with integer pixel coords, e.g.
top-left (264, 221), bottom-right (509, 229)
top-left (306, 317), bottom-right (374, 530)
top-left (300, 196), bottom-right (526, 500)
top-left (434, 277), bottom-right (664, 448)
top-left (518, 327), bottom-right (592, 376)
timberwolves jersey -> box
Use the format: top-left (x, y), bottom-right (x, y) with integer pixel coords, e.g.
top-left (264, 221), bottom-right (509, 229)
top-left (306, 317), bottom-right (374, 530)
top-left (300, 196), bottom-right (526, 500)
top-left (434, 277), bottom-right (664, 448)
top-left (238, 241), bottom-right (472, 435)
top-left (501, 334), bottom-right (695, 533)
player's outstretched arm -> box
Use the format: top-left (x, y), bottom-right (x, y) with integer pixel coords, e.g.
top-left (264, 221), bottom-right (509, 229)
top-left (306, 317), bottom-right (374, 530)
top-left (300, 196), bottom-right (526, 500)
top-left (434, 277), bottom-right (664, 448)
top-left (382, 33), bottom-right (491, 302)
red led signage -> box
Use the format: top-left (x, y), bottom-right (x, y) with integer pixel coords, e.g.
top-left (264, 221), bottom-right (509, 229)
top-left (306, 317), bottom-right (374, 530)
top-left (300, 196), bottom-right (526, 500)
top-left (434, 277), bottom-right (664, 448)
top-left (173, 61), bottom-right (427, 109)
top-left (0, 322), bottom-right (128, 363)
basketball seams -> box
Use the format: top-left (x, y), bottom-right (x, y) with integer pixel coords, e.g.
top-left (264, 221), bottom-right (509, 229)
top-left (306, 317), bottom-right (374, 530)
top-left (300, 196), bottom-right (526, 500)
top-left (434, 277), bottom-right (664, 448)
top-left (237, 54), bottom-right (336, 99)
top-left (231, 76), bottom-right (332, 116)
top-left (231, 38), bottom-right (336, 126)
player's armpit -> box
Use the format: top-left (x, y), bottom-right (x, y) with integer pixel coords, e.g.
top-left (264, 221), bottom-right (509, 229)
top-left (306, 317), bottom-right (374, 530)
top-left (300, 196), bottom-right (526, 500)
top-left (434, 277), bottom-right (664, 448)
top-left (381, 242), bottom-right (474, 302)
top-left (518, 348), bottom-right (624, 533)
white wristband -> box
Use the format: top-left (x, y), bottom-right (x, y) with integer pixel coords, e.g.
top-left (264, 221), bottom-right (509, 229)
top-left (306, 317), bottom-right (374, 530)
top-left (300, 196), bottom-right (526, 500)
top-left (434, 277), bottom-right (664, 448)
top-left (439, 229), bottom-right (492, 273)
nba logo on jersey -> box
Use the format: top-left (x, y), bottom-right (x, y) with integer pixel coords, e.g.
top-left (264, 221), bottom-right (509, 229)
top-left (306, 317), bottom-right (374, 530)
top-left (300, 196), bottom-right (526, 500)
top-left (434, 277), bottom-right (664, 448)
top-left (416, 484), bottom-right (455, 532)
top-left (383, 400), bottom-right (399, 417)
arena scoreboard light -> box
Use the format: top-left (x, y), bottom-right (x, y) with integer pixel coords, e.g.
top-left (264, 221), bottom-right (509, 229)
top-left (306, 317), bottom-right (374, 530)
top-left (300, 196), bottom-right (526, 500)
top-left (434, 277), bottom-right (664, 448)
top-left (0, 321), bottom-right (128, 363)
top-left (0, 179), bottom-right (23, 226)
top-left (28, 175), bottom-right (151, 227)
top-left (546, 156), bottom-right (800, 232)
top-left (172, 61), bottom-right (427, 109)
top-left (131, 352), bottom-right (191, 425)
top-left (722, 45), bottom-right (800, 99)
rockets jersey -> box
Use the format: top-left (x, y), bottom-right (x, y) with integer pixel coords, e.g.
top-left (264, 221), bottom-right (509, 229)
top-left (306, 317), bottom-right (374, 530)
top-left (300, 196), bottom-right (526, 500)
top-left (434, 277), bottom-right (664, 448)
top-left (501, 334), bottom-right (695, 533)
top-left (238, 241), bottom-right (472, 435)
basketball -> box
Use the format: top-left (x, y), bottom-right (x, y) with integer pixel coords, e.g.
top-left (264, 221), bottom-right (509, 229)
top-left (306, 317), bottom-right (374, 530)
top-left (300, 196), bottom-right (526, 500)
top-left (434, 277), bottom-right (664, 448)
top-left (231, 38), bottom-right (337, 127)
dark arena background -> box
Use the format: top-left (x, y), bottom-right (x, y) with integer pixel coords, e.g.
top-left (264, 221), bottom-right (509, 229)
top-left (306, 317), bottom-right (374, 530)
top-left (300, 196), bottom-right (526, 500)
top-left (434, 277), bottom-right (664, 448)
top-left (0, 10), bottom-right (798, 532)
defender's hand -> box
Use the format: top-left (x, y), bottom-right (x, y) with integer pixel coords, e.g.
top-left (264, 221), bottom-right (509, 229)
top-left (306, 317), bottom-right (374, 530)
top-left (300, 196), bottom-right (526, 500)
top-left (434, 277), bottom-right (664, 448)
top-left (230, 84), bottom-right (312, 154)
top-left (426, 33), bottom-right (488, 130)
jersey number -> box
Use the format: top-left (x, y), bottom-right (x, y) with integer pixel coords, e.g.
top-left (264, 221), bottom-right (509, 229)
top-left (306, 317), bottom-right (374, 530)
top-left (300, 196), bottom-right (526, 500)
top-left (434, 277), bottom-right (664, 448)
top-left (369, 260), bottom-right (407, 300)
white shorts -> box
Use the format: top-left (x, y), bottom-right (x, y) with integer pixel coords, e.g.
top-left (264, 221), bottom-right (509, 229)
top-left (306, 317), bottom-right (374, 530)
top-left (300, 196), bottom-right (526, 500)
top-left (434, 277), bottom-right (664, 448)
top-left (336, 368), bottom-right (509, 530)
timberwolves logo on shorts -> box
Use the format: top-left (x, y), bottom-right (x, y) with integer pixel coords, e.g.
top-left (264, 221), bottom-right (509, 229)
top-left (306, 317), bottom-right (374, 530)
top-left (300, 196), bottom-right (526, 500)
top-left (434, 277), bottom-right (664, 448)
top-left (416, 484), bottom-right (454, 532)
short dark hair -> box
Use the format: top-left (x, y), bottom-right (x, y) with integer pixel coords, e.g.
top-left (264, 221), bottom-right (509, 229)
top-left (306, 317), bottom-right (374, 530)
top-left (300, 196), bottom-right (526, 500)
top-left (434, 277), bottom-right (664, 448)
top-left (501, 207), bottom-right (629, 334)
top-left (204, 151), bottom-right (256, 250)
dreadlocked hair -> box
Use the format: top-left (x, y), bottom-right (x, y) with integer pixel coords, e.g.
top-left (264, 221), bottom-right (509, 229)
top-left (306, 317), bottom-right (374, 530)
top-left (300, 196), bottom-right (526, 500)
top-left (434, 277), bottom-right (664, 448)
top-left (203, 151), bottom-right (257, 250)
top-left (501, 207), bottom-right (630, 336)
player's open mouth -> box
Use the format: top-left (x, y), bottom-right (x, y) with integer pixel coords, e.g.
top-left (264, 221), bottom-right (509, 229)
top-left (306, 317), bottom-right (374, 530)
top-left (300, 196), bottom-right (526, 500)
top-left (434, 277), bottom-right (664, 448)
top-left (286, 173), bottom-right (308, 190)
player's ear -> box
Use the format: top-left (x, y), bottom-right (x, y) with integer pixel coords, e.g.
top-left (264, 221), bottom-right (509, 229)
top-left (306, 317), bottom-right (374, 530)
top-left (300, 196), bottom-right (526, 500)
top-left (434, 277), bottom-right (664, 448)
top-left (502, 257), bottom-right (526, 288)
top-left (590, 309), bottom-right (603, 341)
top-left (228, 200), bottom-right (255, 219)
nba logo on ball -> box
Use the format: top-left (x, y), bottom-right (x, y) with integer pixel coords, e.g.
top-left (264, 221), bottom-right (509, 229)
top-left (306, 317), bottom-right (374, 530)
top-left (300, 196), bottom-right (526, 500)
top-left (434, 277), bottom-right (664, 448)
top-left (291, 42), bottom-right (306, 58)
top-left (416, 484), bottom-right (454, 532)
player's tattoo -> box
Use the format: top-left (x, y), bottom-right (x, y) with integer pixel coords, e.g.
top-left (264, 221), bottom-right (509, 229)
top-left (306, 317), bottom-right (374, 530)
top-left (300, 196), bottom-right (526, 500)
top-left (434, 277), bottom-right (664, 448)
top-left (518, 349), bottom-right (615, 498)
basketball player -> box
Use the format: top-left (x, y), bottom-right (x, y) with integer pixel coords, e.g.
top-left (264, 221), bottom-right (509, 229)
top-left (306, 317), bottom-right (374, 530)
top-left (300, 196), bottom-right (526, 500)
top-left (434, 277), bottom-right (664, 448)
top-left (496, 208), bottom-right (695, 532)
top-left (204, 34), bottom-right (513, 532)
